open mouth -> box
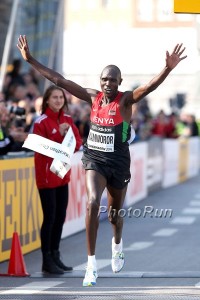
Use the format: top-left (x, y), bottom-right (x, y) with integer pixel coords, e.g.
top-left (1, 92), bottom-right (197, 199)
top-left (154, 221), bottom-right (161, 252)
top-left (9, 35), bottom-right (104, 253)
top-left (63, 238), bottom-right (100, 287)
top-left (105, 88), bottom-right (112, 94)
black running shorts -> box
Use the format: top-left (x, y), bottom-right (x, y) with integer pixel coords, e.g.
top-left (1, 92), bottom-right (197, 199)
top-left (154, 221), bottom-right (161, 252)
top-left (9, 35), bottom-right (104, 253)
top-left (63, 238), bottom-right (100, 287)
top-left (82, 159), bottom-right (131, 190)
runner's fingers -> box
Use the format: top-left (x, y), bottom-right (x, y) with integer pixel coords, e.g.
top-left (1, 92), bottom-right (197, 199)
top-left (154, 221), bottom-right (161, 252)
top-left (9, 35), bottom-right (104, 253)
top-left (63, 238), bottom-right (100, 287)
top-left (178, 47), bottom-right (186, 56)
top-left (17, 36), bottom-right (24, 49)
top-left (18, 35), bottom-right (27, 49)
top-left (17, 38), bottom-right (22, 48)
top-left (173, 44), bottom-right (179, 54)
top-left (24, 35), bottom-right (28, 46)
top-left (173, 43), bottom-right (183, 55)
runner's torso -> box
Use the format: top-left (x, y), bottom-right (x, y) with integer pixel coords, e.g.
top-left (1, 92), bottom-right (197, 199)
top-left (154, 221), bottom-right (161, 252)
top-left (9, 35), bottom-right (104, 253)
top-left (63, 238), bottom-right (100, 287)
top-left (83, 92), bottom-right (131, 170)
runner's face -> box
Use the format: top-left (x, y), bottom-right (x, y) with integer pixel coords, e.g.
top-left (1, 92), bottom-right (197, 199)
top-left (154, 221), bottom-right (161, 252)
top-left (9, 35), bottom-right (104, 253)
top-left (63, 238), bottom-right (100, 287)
top-left (47, 89), bottom-right (65, 112)
top-left (100, 68), bottom-right (121, 99)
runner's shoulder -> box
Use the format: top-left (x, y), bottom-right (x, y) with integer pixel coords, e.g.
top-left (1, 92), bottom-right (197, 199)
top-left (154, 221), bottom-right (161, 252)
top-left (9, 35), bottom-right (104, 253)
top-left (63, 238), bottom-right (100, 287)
top-left (120, 91), bottom-right (133, 106)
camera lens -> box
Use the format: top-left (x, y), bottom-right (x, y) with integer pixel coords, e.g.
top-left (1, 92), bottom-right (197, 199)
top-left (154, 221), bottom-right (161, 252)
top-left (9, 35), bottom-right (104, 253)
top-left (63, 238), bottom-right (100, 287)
top-left (9, 106), bottom-right (25, 116)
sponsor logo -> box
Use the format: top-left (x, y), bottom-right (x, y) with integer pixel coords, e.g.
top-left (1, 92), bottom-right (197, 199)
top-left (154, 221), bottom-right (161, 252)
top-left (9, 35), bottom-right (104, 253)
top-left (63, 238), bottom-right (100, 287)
top-left (92, 116), bottom-right (114, 125)
top-left (91, 124), bottom-right (112, 133)
top-left (52, 128), bottom-right (57, 134)
top-left (108, 110), bottom-right (116, 115)
top-left (124, 178), bottom-right (130, 183)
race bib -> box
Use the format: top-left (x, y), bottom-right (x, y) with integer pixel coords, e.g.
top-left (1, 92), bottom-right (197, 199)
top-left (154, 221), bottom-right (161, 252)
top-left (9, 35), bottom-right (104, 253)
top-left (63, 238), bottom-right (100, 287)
top-left (87, 126), bottom-right (114, 152)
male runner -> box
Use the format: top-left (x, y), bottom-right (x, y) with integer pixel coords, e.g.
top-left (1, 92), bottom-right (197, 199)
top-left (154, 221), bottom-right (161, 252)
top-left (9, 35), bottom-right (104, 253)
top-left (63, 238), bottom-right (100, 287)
top-left (17, 35), bottom-right (187, 286)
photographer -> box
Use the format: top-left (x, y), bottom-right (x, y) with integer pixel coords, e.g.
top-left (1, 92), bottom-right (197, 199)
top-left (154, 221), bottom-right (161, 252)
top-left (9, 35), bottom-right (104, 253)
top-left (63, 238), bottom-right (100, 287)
top-left (8, 118), bottom-right (28, 152)
top-left (0, 101), bottom-right (14, 155)
top-left (0, 97), bottom-right (28, 155)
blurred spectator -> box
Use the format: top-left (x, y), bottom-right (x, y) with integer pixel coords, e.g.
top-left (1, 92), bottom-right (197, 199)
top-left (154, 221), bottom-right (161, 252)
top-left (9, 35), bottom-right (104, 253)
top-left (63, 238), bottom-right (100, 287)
top-left (130, 116), bottom-right (140, 142)
top-left (138, 113), bottom-right (153, 141)
top-left (70, 105), bottom-right (81, 125)
top-left (23, 67), bottom-right (42, 86)
top-left (128, 101), bottom-right (152, 142)
top-left (0, 91), bottom-right (5, 103)
top-left (34, 96), bottom-right (43, 116)
top-left (6, 83), bottom-right (28, 103)
top-left (129, 104), bottom-right (140, 142)
top-left (26, 81), bottom-right (41, 101)
top-left (175, 112), bottom-right (188, 136)
top-left (0, 129), bottom-right (14, 155)
top-left (165, 112), bottom-right (179, 138)
top-left (4, 58), bottom-right (25, 100)
top-left (151, 110), bottom-right (168, 138)
top-left (137, 97), bottom-right (151, 117)
top-left (8, 118), bottom-right (28, 152)
top-left (184, 114), bottom-right (199, 137)
top-left (25, 96), bottom-right (43, 133)
top-left (0, 92), bottom-right (28, 155)
top-left (0, 102), bottom-right (14, 155)
top-left (0, 100), bottom-right (11, 133)
top-left (77, 108), bottom-right (91, 144)
top-left (28, 67), bottom-right (44, 91)
top-left (17, 98), bottom-right (33, 132)
top-left (29, 96), bottom-right (43, 122)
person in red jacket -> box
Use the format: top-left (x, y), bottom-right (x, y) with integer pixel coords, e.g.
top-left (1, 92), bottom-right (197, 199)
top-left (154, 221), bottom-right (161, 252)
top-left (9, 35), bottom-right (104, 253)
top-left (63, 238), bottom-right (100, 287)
top-left (33, 85), bottom-right (82, 274)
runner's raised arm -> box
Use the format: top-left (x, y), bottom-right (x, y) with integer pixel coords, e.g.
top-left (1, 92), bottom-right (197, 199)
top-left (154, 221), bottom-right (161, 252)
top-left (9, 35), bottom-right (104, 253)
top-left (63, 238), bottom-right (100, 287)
top-left (17, 35), bottom-right (92, 103)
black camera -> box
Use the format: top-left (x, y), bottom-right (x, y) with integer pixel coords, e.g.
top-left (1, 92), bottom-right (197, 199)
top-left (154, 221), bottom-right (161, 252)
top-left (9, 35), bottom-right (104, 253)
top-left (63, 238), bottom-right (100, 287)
top-left (8, 106), bottom-right (26, 116)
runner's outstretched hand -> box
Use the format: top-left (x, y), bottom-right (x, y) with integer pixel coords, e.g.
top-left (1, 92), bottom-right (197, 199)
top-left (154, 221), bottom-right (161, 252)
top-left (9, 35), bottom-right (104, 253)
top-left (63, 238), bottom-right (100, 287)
top-left (17, 35), bottom-right (31, 62)
top-left (166, 43), bottom-right (187, 70)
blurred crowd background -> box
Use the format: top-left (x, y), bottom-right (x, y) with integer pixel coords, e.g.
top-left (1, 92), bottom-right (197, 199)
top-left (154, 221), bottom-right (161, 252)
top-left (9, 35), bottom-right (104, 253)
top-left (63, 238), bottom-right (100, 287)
top-left (0, 57), bottom-right (199, 156)
top-left (1, 0), bottom-right (200, 156)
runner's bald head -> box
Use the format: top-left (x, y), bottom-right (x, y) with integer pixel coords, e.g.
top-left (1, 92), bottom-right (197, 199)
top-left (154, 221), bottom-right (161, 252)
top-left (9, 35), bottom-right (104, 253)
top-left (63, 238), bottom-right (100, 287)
top-left (101, 65), bottom-right (122, 81)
